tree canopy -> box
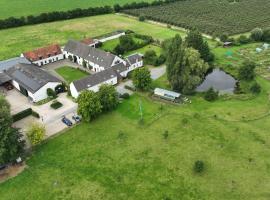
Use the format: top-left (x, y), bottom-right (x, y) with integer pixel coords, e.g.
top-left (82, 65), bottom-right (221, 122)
top-left (98, 84), bottom-right (119, 112)
top-left (132, 67), bottom-right (152, 91)
top-left (0, 95), bottom-right (24, 165)
top-left (77, 90), bottom-right (102, 122)
top-left (238, 60), bottom-right (256, 81)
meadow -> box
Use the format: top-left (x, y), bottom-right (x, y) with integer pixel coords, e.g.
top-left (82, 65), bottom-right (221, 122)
top-left (1, 77), bottom-right (270, 199)
top-left (0, 14), bottom-right (184, 61)
top-left (0, 0), bottom-right (154, 19)
top-left (124, 0), bottom-right (270, 35)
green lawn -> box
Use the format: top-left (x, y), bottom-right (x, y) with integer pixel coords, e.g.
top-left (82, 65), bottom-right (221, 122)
top-left (125, 44), bottom-right (162, 56)
top-left (55, 66), bottom-right (89, 83)
top-left (1, 77), bottom-right (270, 199)
top-left (0, 0), bottom-right (154, 19)
top-left (0, 14), bottom-right (185, 61)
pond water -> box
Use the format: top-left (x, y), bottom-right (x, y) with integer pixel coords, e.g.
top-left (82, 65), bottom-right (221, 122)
top-left (196, 69), bottom-right (237, 94)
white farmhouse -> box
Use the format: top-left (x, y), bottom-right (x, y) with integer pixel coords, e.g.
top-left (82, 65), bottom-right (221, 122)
top-left (70, 68), bottom-right (118, 98)
top-left (5, 63), bottom-right (61, 102)
top-left (22, 44), bottom-right (64, 67)
top-left (63, 40), bottom-right (124, 72)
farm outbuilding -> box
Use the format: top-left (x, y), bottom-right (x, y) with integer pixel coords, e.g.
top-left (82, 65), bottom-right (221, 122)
top-left (154, 88), bottom-right (181, 101)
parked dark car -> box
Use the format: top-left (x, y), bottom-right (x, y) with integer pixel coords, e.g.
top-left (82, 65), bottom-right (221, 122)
top-left (62, 116), bottom-right (73, 127)
top-left (72, 114), bottom-right (81, 123)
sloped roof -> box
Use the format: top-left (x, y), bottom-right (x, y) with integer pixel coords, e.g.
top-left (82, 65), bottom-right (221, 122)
top-left (64, 40), bottom-right (117, 69)
top-left (23, 44), bottom-right (62, 62)
top-left (0, 57), bottom-right (31, 72)
top-left (6, 63), bottom-right (60, 93)
top-left (72, 68), bottom-right (117, 92)
top-left (81, 38), bottom-right (96, 46)
top-left (0, 73), bottom-right (11, 85)
top-left (112, 62), bottom-right (129, 74)
top-left (126, 53), bottom-right (143, 65)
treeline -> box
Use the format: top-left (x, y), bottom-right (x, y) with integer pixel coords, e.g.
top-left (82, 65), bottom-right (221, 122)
top-left (0, 0), bottom-right (185, 30)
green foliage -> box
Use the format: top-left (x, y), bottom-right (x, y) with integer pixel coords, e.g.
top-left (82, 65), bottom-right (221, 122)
top-left (262, 27), bottom-right (270, 42)
top-left (238, 60), bottom-right (256, 81)
top-left (250, 28), bottom-right (263, 41)
top-left (27, 123), bottom-right (45, 145)
top-left (237, 35), bottom-right (251, 44)
top-left (50, 100), bottom-right (63, 109)
top-left (204, 87), bottom-right (219, 101)
top-left (250, 82), bottom-right (261, 94)
top-left (12, 108), bottom-right (33, 122)
top-left (138, 15), bottom-right (145, 21)
top-left (47, 88), bottom-right (56, 98)
top-left (120, 93), bottom-right (130, 99)
top-left (98, 84), bottom-right (119, 112)
top-left (219, 33), bottom-right (229, 42)
top-left (163, 130), bottom-right (169, 139)
top-left (166, 34), bottom-right (209, 94)
top-left (0, 95), bottom-right (25, 164)
top-left (77, 90), bottom-right (102, 122)
top-left (144, 50), bottom-right (166, 66)
top-left (185, 29), bottom-right (214, 62)
top-left (132, 67), bottom-right (152, 91)
top-left (194, 160), bottom-right (205, 173)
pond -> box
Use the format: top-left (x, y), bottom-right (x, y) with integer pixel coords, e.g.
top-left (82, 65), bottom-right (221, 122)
top-left (196, 69), bottom-right (237, 94)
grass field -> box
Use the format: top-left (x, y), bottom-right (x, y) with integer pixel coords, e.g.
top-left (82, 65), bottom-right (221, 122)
top-left (0, 14), bottom-right (185, 61)
top-left (0, 0), bottom-right (154, 19)
top-left (55, 66), bottom-right (89, 83)
top-left (125, 0), bottom-right (270, 35)
top-left (1, 77), bottom-right (270, 199)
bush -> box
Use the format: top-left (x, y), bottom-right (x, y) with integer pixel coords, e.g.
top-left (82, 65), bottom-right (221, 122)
top-left (12, 108), bottom-right (33, 122)
top-left (47, 88), bottom-right (56, 98)
top-left (138, 15), bottom-right (145, 21)
top-left (27, 123), bottom-right (45, 145)
top-left (250, 82), bottom-right (261, 94)
top-left (32, 110), bottom-right (40, 118)
top-left (194, 160), bottom-right (205, 173)
top-left (250, 28), bottom-right (263, 41)
top-left (163, 130), bottom-right (169, 139)
top-left (50, 100), bottom-right (63, 109)
top-left (204, 87), bottom-right (219, 101)
top-left (237, 35), bottom-right (251, 44)
top-left (238, 60), bottom-right (256, 81)
top-left (124, 85), bottom-right (136, 91)
top-left (120, 93), bottom-right (130, 99)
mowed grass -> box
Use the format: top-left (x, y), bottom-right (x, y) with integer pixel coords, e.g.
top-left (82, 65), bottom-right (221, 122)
top-left (55, 66), bottom-right (89, 83)
top-left (0, 0), bottom-right (154, 19)
top-left (1, 77), bottom-right (270, 200)
top-left (0, 14), bottom-right (185, 61)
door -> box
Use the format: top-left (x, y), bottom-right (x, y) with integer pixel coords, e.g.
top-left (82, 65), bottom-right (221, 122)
top-left (19, 85), bottom-right (28, 97)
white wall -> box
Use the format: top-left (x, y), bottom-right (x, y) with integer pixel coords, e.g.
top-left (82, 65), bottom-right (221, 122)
top-left (12, 80), bottom-right (21, 91)
top-left (31, 54), bottom-right (64, 66)
top-left (98, 32), bottom-right (125, 43)
top-left (30, 82), bottom-right (60, 102)
top-left (70, 76), bottom-right (118, 99)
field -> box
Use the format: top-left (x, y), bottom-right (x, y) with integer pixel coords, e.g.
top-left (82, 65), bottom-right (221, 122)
top-left (0, 0), bottom-right (154, 19)
top-left (0, 14), bottom-right (184, 61)
top-left (124, 0), bottom-right (270, 35)
top-left (1, 77), bottom-right (270, 199)
top-left (55, 66), bottom-right (89, 83)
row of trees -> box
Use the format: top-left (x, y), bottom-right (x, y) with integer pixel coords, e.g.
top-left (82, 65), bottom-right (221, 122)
top-left (0, 6), bottom-right (113, 30)
top-left (0, 95), bottom-right (25, 165)
top-left (250, 27), bottom-right (270, 42)
top-left (77, 84), bottom-right (119, 122)
top-left (165, 30), bottom-right (213, 94)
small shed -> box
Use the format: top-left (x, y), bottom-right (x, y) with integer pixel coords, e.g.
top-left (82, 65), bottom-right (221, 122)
top-left (223, 42), bottom-right (232, 48)
top-left (154, 88), bottom-right (181, 101)
top-left (256, 48), bottom-right (263, 53)
top-left (263, 43), bottom-right (269, 49)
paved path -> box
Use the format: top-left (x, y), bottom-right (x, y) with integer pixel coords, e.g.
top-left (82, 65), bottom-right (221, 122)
top-left (116, 65), bottom-right (166, 94)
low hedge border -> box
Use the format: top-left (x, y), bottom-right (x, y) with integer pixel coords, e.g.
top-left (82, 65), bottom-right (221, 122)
top-left (12, 108), bottom-right (40, 122)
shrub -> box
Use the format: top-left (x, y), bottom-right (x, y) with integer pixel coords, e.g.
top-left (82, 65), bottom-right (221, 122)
top-left (120, 93), bottom-right (130, 99)
top-left (47, 88), bottom-right (56, 98)
top-left (124, 85), bottom-right (136, 91)
top-left (12, 108), bottom-right (33, 122)
top-left (250, 82), bottom-right (261, 94)
top-left (238, 60), bottom-right (256, 81)
top-left (250, 28), bottom-right (263, 41)
top-left (138, 15), bottom-right (145, 21)
top-left (237, 35), bottom-right (251, 44)
top-left (32, 110), bottom-right (40, 118)
top-left (27, 122), bottom-right (45, 145)
top-left (163, 130), bottom-right (169, 139)
top-left (194, 160), bottom-right (205, 173)
top-left (204, 87), bottom-right (219, 101)
top-left (50, 100), bottom-right (63, 109)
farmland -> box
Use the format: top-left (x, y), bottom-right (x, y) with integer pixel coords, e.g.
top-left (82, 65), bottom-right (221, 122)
top-left (0, 0), bottom-right (154, 19)
top-left (124, 0), bottom-right (270, 35)
top-left (0, 14), bottom-right (184, 61)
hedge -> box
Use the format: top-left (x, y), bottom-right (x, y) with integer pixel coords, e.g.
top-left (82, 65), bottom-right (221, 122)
top-left (50, 101), bottom-right (63, 109)
top-left (12, 108), bottom-right (40, 122)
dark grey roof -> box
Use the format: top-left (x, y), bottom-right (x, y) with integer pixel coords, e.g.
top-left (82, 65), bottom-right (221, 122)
top-left (64, 40), bottom-right (117, 68)
top-left (0, 73), bottom-right (11, 85)
top-left (126, 53), bottom-right (143, 65)
top-left (6, 63), bottom-right (60, 93)
top-left (0, 57), bottom-right (31, 72)
top-left (112, 62), bottom-right (128, 74)
top-left (73, 68), bottom-right (117, 92)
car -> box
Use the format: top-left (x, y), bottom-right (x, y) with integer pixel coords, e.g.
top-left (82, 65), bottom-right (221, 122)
top-left (72, 114), bottom-right (81, 123)
top-left (62, 116), bottom-right (73, 127)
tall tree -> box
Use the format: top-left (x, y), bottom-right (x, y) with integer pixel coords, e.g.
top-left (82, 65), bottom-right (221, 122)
top-left (185, 30), bottom-right (214, 62)
top-left (238, 60), bottom-right (256, 81)
top-left (98, 84), bottom-right (119, 112)
top-left (132, 67), bottom-right (152, 91)
top-left (77, 90), bottom-right (102, 122)
top-left (0, 95), bottom-right (24, 165)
